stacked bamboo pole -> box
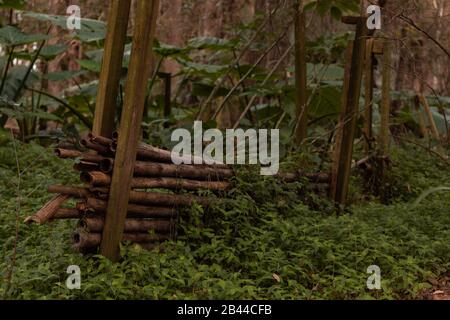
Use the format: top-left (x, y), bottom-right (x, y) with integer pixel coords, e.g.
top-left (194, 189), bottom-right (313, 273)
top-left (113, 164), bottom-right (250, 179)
top-left (26, 132), bottom-right (233, 252)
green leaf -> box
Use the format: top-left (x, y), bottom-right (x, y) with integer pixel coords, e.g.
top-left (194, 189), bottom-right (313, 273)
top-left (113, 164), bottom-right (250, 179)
top-left (154, 42), bottom-right (185, 57)
top-left (187, 37), bottom-right (234, 50)
top-left (76, 59), bottom-right (102, 73)
top-left (39, 44), bottom-right (68, 60)
top-left (23, 12), bottom-right (106, 42)
top-left (0, 0), bottom-right (26, 10)
top-left (0, 26), bottom-right (50, 46)
top-left (178, 59), bottom-right (228, 76)
top-left (316, 0), bottom-right (333, 16)
top-left (1, 66), bottom-right (39, 100)
top-left (43, 70), bottom-right (86, 81)
top-left (330, 6), bottom-right (342, 20)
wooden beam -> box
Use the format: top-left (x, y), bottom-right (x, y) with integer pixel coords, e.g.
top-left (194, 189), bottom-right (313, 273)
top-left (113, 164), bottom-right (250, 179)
top-left (100, 0), bottom-right (160, 262)
top-left (363, 39), bottom-right (375, 154)
top-left (331, 18), bottom-right (368, 204)
top-left (92, 0), bottom-right (132, 138)
top-left (379, 41), bottom-right (391, 155)
top-left (341, 16), bottom-right (360, 25)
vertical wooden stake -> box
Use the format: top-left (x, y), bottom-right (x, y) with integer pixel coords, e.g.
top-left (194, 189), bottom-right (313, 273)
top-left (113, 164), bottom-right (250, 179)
top-left (331, 41), bottom-right (353, 204)
top-left (331, 18), bottom-right (368, 204)
top-left (92, 0), bottom-right (132, 138)
top-left (379, 41), bottom-right (391, 156)
top-left (419, 94), bottom-right (440, 141)
top-left (100, 0), bottom-right (160, 262)
top-left (413, 95), bottom-right (429, 139)
top-left (363, 39), bottom-right (375, 154)
top-left (294, 0), bottom-right (308, 143)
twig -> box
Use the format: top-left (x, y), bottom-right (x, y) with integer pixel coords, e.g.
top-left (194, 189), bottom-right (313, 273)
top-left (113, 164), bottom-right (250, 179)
top-left (396, 136), bottom-right (449, 166)
top-left (196, 4), bottom-right (283, 121)
top-left (212, 19), bottom-right (294, 120)
top-left (232, 44), bottom-right (293, 129)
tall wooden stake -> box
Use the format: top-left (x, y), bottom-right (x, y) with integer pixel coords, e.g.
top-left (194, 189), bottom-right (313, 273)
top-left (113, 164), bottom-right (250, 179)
top-left (331, 17), bottom-right (368, 204)
top-left (419, 94), bottom-right (441, 141)
top-left (294, 0), bottom-right (308, 143)
top-left (100, 0), bottom-right (160, 262)
top-left (363, 39), bottom-right (375, 154)
top-left (379, 41), bottom-right (391, 156)
top-left (92, 0), bottom-right (132, 138)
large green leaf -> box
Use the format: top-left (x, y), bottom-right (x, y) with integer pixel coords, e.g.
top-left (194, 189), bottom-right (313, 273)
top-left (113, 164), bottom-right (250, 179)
top-left (43, 70), bottom-right (86, 81)
top-left (178, 59), bottom-right (228, 76)
top-left (154, 42), bottom-right (186, 57)
top-left (0, 66), bottom-right (39, 100)
top-left (308, 85), bottom-right (341, 118)
top-left (39, 44), bottom-right (68, 60)
top-left (76, 59), bottom-right (102, 73)
top-left (0, 26), bottom-right (50, 46)
top-left (23, 12), bottom-right (106, 42)
top-left (187, 37), bottom-right (235, 50)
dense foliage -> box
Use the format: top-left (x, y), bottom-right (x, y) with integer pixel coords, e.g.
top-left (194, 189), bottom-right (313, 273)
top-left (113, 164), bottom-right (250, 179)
top-left (0, 132), bottom-right (448, 300)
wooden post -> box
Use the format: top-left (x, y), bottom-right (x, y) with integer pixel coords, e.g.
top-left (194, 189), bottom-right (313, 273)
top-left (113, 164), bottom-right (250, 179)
top-left (413, 95), bottom-right (429, 139)
top-left (330, 17), bottom-right (368, 204)
top-left (294, 0), bottom-right (308, 143)
top-left (379, 41), bottom-right (391, 156)
top-left (100, 0), bottom-right (160, 262)
top-left (158, 72), bottom-right (172, 120)
top-left (363, 39), bottom-right (375, 154)
top-left (92, 0), bottom-right (132, 138)
top-left (418, 94), bottom-right (440, 141)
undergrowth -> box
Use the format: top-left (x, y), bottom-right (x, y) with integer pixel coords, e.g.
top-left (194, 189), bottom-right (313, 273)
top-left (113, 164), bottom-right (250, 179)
top-left (0, 132), bottom-right (449, 300)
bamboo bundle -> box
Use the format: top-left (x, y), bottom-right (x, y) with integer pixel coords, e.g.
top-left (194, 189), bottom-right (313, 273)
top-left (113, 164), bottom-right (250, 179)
top-left (79, 216), bottom-right (173, 233)
top-left (33, 132), bottom-right (332, 254)
top-left (24, 195), bottom-right (69, 224)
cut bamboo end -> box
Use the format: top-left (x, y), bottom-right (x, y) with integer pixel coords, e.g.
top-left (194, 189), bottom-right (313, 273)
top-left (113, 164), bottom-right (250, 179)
top-left (54, 148), bottom-right (82, 159)
top-left (80, 137), bottom-right (111, 155)
top-left (24, 194), bottom-right (70, 225)
top-left (73, 162), bottom-right (100, 172)
top-left (87, 133), bottom-right (113, 147)
top-left (55, 148), bottom-right (108, 164)
top-left (99, 159), bottom-right (114, 173)
top-left (81, 171), bottom-right (111, 187)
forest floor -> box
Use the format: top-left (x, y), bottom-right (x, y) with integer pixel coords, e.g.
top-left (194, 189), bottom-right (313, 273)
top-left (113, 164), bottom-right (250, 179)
top-left (0, 131), bottom-right (449, 300)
